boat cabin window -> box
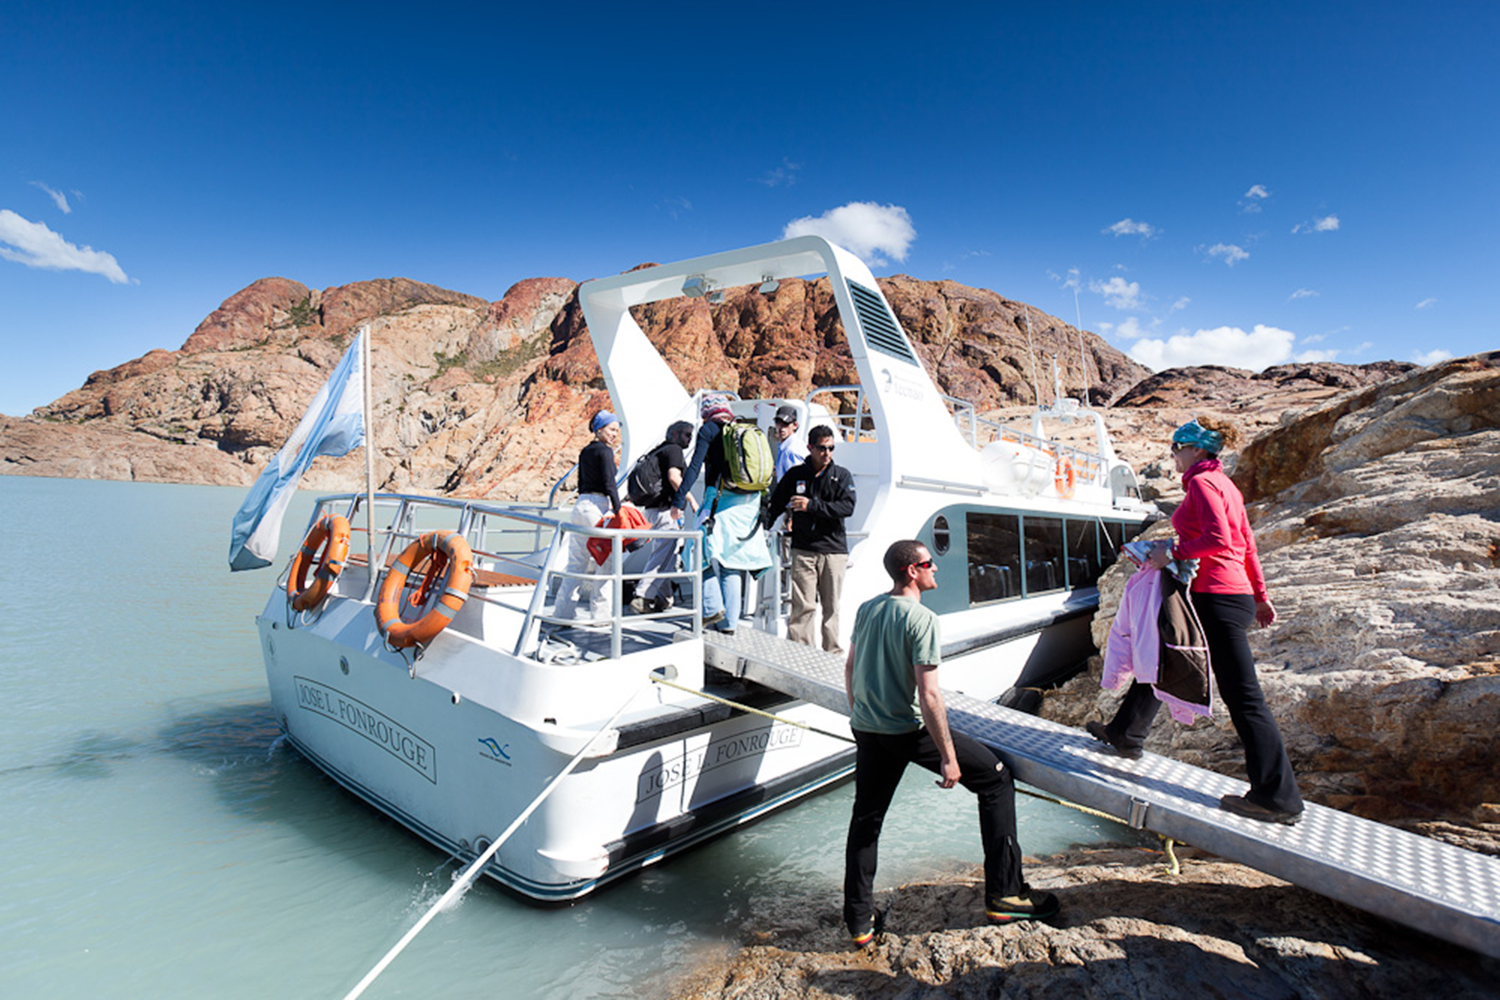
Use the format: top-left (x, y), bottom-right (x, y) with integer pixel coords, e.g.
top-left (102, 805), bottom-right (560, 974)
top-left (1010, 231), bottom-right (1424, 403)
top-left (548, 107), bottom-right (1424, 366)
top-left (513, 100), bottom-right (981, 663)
top-left (932, 515), bottom-right (951, 556)
top-left (1067, 518), bottom-right (1102, 588)
top-left (966, 512), bottom-right (1021, 604)
top-left (1023, 516), bottom-right (1065, 595)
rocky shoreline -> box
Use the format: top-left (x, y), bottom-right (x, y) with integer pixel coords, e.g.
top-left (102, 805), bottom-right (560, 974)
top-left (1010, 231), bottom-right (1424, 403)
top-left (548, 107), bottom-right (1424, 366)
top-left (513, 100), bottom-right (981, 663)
top-left (664, 846), bottom-right (1499, 998)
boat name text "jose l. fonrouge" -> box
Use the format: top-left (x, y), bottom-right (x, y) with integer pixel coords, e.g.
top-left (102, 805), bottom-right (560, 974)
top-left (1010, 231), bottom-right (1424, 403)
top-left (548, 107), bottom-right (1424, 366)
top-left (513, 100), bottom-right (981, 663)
top-left (636, 723), bottom-right (805, 802)
top-left (294, 677), bottom-right (438, 782)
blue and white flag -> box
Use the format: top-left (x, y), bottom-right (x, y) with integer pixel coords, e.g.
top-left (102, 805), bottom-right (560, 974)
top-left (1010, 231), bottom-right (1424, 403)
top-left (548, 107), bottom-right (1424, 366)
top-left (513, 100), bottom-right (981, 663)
top-left (228, 331), bottom-right (366, 571)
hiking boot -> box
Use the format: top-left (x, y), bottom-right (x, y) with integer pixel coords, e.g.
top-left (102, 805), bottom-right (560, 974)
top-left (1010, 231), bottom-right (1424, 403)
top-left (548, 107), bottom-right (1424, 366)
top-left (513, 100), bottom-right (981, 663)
top-left (703, 611), bottom-right (726, 627)
top-left (849, 909), bottom-right (885, 948)
top-left (1219, 794), bottom-right (1302, 826)
top-left (652, 594), bottom-right (675, 612)
top-left (986, 885), bottom-right (1060, 924)
top-left (1086, 720), bottom-right (1143, 760)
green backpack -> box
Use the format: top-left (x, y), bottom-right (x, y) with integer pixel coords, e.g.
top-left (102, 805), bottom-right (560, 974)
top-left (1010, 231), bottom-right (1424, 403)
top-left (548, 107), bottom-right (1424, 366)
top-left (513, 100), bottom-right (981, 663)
top-left (720, 420), bottom-right (774, 493)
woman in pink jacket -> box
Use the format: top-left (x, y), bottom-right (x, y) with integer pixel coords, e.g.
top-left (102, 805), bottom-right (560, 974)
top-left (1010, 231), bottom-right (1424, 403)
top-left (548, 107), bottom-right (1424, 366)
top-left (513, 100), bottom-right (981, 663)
top-left (1089, 418), bottom-right (1304, 825)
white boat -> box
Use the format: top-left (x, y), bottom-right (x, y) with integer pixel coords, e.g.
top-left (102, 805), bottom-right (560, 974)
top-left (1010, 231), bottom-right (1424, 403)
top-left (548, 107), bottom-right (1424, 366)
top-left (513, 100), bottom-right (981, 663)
top-left (257, 236), bottom-right (1152, 900)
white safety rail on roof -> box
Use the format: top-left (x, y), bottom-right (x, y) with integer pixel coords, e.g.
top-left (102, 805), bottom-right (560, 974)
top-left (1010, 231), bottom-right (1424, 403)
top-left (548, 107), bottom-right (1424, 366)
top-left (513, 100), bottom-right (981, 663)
top-left (702, 628), bottom-right (1500, 960)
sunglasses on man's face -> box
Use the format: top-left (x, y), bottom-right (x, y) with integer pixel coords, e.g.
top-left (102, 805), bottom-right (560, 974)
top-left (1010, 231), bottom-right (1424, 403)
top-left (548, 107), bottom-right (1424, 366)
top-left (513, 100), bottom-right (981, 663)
top-left (909, 559), bottom-right (935, 570)
top-left (811, 444), bottom-right (835, 453)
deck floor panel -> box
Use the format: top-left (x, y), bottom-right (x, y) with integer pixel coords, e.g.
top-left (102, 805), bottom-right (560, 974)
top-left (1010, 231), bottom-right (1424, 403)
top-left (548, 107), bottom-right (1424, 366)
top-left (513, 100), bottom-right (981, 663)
top-left (703, 627), bottom-right (1500, 959)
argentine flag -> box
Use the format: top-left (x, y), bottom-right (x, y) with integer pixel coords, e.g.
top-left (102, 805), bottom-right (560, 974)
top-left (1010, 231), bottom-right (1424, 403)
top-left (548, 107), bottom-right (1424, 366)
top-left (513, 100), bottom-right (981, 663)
top-left (228, 330), bottom-right (366, 571)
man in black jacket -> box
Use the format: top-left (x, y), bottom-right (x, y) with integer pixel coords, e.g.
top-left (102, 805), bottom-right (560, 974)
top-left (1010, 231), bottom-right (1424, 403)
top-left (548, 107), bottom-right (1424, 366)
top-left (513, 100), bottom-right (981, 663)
top-left (763, 424), bottom-right (856, 652)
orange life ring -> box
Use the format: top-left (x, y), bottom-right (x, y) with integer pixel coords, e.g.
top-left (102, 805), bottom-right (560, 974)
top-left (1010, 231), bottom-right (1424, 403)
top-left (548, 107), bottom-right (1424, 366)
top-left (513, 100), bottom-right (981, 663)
top-left (375, 530), bottom-right (474, 649)
top-left (1054, 456), bottom-right (1076, 499)
top-left (287, 514), bottom-right (351, 612)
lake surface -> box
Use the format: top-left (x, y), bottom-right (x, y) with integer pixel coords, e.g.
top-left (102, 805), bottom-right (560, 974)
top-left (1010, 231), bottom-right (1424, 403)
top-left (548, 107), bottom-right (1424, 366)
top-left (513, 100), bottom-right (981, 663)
top-left (0, 475), bottom-right (1137, 999)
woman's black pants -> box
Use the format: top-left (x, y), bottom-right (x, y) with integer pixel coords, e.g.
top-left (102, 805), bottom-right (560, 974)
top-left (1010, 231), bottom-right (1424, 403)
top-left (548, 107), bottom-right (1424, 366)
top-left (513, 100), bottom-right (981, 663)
top-left (1103, 591), bottom-right (1303, 814)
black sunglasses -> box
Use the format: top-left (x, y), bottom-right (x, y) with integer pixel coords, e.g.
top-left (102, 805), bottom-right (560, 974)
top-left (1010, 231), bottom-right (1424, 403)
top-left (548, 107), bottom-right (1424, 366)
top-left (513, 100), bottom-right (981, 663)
top-left (811, 444), bottom-right (835, 452)
top-left (909, 559), bottom-right (935, 570)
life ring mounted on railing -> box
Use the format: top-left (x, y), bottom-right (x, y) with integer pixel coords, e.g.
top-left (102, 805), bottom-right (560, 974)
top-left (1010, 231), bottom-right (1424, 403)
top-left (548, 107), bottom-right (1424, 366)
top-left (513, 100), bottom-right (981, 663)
top-left (1054, 456), bottom-right (1076, 499)
top-left (375, 530), bottom-right (475, 650)
top-left (287, 513), bottom-right (352, 613)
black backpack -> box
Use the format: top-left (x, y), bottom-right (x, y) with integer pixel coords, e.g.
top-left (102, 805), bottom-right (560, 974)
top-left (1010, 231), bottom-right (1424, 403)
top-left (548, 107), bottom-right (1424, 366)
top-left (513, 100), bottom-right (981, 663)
top-left (626, 444), bottom-right (668, 506)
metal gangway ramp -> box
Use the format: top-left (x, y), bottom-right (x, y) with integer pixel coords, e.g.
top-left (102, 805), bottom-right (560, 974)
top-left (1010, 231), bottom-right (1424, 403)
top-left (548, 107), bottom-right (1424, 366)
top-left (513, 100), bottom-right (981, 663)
top-left (703, 628), bottom-right (1500, 960)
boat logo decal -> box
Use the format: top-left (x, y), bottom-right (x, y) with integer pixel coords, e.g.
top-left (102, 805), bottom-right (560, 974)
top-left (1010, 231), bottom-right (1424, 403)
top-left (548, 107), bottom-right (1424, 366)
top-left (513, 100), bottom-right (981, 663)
top-left (293, 676), bottom-right (437, 783)
top-left (477, 737), bottom-right (512, 766)
top-left (880, 366), bottom-right (926, 402)
top-left (636, 723), bottom-right (804, 802)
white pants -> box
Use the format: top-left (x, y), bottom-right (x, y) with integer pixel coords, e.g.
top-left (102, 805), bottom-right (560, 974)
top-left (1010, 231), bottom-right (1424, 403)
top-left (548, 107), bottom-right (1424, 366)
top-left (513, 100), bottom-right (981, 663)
top-left (553, 494), bottom-right (612, 620)
top-left (636, 506), bottom-right (680, 602)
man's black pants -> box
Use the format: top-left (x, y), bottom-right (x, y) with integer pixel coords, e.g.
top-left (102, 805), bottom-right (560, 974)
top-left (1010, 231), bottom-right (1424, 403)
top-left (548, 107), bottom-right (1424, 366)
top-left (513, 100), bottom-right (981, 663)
top-left (843, 726), bottom-right (1022, 934)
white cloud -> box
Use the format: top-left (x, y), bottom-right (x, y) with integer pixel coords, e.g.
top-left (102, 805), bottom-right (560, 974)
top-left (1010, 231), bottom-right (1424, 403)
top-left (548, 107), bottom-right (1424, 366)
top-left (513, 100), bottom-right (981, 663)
top-left (1168, 297), bottom-right (1190, 313)
top-left (1415, 297), bottom-right (1437, 310)
top-left (31, 182), bottom-right (71, 213)
top-left (783, 202), bottom-right (915, 265)
top-left (1289, 288), bottom-right (1319, 300)
top-left (1129, 324), bottom-right (1296, 371)
top-left (1295, 348), bottom-right (1340, 363)
top-left (1089, 276), bottom-right (1142, 310)
top-left (659, 196), bottom-right (693, 219)
top-left (1103, 218), bottom-right (1157, 239)
top-left (1245, 184), bottom-right (1270, 200)
top-left (1101, 316), bottom-right (1149, 340)
top-left (1048, 267), bottom-right (1082, 291)
top-left (757, 158), bottom-right (802, 188)
top-left (1205, 243), bottom-right (1249, 266)
top-left (1292, 214), bottom-right (1340, 234)
top-left (1413, 348), bottom-right (1452, 366)
top-left (0, 209), bottom-right (130, 283)
top-left (1240, 184), bottom-right (1271, 213)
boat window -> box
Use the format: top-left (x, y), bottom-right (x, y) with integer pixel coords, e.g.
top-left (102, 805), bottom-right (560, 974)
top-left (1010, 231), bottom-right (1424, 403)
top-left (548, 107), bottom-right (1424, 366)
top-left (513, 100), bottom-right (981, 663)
top-left (966, 512), bottom-right (1021, 605)
top-left (1022, 516), bottom-right (1065, 596)
top-left (932, 515), bottom-right (950, 556)
top-left (1066, 519), bottom-right (1101, 588)
top-left (1102, 520), bottom-right (1125, 564)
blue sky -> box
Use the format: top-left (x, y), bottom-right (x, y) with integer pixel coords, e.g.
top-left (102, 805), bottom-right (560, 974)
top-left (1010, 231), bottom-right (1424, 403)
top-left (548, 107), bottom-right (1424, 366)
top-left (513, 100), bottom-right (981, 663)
top-left (3, 1), bottom-right (1495, 416)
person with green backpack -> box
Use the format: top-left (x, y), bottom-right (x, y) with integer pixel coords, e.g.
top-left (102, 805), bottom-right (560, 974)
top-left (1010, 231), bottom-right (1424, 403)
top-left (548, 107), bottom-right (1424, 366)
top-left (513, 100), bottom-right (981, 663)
top-left (670, 397), bottom-right (772, 633)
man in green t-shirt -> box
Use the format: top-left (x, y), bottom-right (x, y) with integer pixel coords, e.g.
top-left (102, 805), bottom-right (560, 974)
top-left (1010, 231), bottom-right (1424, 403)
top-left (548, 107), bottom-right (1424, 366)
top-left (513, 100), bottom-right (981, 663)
top-left (842, 539), bottom-right (1059, 945)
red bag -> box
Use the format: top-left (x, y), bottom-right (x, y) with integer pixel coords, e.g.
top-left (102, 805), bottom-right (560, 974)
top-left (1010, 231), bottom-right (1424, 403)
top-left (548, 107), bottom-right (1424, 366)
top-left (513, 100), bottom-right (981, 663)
top-left (587, 505), bottom-right (650, 565)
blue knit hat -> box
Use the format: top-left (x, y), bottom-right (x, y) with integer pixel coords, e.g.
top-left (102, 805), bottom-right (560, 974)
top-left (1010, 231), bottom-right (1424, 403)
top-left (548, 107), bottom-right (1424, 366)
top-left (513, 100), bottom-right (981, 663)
top-left (1172, 418), bottom-right (1224, 455)
top-left (590, 410), bottom-right (618, 432)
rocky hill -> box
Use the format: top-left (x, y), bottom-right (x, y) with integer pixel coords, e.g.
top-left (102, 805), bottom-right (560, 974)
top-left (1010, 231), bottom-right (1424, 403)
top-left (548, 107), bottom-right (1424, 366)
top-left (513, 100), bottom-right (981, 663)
top-left (0, 271), bottom-right (1149, 496)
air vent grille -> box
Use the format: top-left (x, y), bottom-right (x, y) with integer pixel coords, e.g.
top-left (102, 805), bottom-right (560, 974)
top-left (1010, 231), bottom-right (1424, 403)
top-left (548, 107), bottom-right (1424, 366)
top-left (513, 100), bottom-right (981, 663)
top-left (848, 281), bottom-right (919, 366)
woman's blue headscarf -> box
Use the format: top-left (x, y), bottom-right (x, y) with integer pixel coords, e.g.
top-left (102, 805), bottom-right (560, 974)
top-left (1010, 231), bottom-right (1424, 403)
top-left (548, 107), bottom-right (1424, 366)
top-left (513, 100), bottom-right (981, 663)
top-left (1172, 418), bottom-right (1224, 455)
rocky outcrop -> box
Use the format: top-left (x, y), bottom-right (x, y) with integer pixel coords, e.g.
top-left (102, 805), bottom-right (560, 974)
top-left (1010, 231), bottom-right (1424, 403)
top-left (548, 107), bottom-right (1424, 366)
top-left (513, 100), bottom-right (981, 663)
top-left (1044, 352), bottom-right (1500, 848)
top-left (669, 847), bottom-right (1498, 999)
top-left (2, 271), bottom-right (1149, 497)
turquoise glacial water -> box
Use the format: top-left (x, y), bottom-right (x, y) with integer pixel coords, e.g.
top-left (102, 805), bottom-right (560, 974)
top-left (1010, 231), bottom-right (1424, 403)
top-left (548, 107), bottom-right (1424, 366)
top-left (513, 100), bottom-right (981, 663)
top-left (0, 475), bottom-right (1134, 999)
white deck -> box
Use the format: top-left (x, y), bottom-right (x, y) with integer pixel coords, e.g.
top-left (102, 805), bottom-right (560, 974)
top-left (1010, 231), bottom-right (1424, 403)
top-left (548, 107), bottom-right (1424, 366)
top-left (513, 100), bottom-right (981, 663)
top-left (703, 627), bottom-right (1500, 960)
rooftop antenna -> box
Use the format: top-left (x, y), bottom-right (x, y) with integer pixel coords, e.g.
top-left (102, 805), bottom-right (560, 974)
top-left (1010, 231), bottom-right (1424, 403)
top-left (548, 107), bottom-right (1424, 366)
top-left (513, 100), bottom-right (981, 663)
top-left (1072, 283), bottom-right (1092, 405)
top-left (1023, 307), bottom-right (1044, 406)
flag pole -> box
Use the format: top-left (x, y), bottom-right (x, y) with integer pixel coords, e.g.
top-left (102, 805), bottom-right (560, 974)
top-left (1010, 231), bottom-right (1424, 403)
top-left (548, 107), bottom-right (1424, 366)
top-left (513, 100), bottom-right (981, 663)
top-left (361, 325), bottom-right (378, 599)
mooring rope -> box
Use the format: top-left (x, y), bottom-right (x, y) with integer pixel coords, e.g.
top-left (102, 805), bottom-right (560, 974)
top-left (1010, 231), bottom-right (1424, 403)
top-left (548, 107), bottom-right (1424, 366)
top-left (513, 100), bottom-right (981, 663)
top-left (339, 676), bottom-right (653, 1000)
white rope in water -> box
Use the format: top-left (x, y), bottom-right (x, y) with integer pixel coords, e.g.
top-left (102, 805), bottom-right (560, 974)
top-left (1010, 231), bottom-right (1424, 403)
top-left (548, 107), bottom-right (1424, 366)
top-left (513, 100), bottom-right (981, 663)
top-left (340, 678), bottom-right (651, 1000)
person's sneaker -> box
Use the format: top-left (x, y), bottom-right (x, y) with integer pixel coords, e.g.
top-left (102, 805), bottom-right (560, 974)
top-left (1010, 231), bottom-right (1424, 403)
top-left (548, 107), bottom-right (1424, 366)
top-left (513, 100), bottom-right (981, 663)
top-left (629, 596), bottom-right (651, 615)
top-left (849, 910), bottom-right (885, 947)
top-left (652, 595), bottom-right (674, 612)
top-left (986, 885), bottom-right (1060, 924)
top-left (1085, 720), bottom-right (1143, 760)
top-left (702, 610), bottom-right (726, 627)
top-left (1219, 794), bottom-right (1302, 826)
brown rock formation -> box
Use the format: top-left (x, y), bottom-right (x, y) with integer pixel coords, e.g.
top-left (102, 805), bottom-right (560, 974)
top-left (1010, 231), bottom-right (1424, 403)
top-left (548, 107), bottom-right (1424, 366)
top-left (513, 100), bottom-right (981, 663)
top-left (2, 270), bottom-right (1148, 499)
top-left (669, 847), bottom-right (1497, 999)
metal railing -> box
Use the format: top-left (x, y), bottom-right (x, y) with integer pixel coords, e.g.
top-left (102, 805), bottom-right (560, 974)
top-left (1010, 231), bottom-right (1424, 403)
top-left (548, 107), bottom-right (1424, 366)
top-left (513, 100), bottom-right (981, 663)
top-left (307, 493), bottom-right (705, 661)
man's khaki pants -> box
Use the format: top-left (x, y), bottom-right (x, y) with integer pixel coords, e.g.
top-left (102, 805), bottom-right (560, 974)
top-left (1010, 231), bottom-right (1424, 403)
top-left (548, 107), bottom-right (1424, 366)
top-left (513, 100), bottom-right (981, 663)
top-left (788, 549), bottom-right (846, 653)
